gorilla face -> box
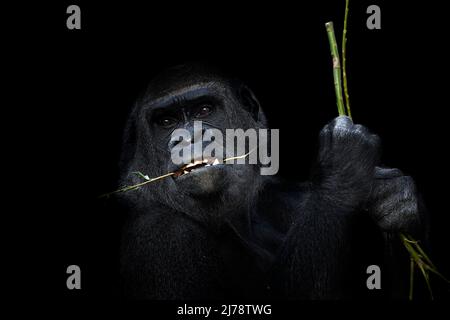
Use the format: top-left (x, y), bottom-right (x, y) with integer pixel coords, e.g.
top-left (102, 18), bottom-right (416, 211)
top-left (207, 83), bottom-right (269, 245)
top-left (149, 82), bottom-right (239, 196)
top-left (119, 65), bottom-right (268, 216)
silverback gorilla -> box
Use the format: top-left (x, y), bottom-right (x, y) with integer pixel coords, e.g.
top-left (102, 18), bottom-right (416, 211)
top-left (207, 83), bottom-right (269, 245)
top-left (117, 64), bottom-right (427, 299)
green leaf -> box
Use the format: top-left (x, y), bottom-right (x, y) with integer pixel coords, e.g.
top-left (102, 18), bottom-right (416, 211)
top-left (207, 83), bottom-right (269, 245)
top-left (132, 171), bottom-right (150, 181)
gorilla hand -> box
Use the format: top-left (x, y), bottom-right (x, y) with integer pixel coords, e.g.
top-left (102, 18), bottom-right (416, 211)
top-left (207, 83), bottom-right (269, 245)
top-left (368, 167), bottom-right (421, 235)
top-left (312, 116), bottom-right (381, 210)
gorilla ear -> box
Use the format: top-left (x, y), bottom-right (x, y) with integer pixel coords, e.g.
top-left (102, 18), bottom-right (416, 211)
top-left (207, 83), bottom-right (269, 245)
top-left (238, 85), bottom-right (261, 122)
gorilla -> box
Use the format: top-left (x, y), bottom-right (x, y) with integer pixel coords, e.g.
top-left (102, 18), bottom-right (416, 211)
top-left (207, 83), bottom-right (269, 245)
top-left (117, 64), bottom-right (427, 299)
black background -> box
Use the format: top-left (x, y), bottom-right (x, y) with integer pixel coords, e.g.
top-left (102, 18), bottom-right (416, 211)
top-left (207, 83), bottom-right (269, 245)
top-left (11, 0), bottom-right (450, 314)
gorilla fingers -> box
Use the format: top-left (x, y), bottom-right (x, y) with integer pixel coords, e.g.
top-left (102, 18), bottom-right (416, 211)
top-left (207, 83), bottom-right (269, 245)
top-left (312, 115), bottom-right (381, 211)
top-left (369, 167), bottom-right (423, 236)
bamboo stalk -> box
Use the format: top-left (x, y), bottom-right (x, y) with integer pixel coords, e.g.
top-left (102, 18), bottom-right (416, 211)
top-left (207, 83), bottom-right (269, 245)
top-left (325, 22), bottom-right (346, 116)
top-left (342, 0), bottom-right (352, 119)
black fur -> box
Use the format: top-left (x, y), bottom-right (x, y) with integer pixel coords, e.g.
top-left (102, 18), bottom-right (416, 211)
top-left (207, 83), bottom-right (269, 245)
top-left (117, 64), bottom-right (427, 299)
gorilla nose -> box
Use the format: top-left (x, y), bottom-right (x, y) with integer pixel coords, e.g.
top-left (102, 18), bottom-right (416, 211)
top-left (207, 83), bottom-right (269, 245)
top-left (168, 126), bottom-right (207, 151)
top-left (168, 135), bottom-right (190, 150)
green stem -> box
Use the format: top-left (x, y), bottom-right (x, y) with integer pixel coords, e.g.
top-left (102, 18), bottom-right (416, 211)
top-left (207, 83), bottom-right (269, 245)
top-left (418, 262), bottom-right (434, 300)
top-left (413, 239), bottom-right (436, 269)
top-left (325, 21), bottom-right (346, 116)
top-left (409, 258), bottom-right (414, 300)
top-left (342, 0), bottom-right (352, 119)
top-left (99, 172), bottom-right (175, 198)
top-left (399, 232), bottom-right (447, 299)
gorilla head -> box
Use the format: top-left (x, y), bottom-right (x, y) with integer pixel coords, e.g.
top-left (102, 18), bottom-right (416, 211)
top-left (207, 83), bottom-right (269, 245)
top-left (118, 64), bottom-right (269, 227)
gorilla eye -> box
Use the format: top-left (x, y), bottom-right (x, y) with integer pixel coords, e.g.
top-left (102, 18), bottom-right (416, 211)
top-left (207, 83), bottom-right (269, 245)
top-left (195, 104), bottom-right (214, 118)
top-left (156, 116), bottom-right (178, 128)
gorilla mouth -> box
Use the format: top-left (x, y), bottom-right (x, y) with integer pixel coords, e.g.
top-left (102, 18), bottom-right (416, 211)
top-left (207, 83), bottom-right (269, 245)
top-left (173, 158), bottom-right (221, 178)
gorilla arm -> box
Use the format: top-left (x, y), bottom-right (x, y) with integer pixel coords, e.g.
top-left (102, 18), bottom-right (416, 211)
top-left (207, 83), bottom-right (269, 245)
top-left (271, 116), bottom-right (428, 299)
top-left (368, 166), bottom-right (429, 298)
top-left (270, 116), bottom-right (381, 298)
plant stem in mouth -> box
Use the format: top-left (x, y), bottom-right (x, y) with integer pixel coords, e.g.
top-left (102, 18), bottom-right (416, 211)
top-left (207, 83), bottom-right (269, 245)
top-left (99, 150), bottom-right (255, 198)
top-left (99, 172), bottom-right (175, 198)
